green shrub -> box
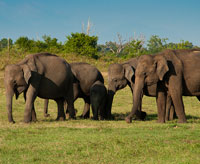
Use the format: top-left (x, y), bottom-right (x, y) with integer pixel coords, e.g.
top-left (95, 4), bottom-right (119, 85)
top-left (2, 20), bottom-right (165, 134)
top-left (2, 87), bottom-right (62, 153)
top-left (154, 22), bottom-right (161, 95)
top-left (64, 33), bottom-right (98, 58)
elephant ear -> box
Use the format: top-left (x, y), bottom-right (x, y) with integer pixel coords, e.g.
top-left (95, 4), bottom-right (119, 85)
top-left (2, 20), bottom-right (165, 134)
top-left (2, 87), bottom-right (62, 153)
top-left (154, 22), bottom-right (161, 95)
top-left (154, 56), bottom-right (169, 81)
top-left (22, 64), bottom-right (31, 84)
top-left (70, 68), bottom-right (79, 83)
top-left (123, 64), bottom-right (135, 82)
top-left (21, 56), bottom-right (38, 84)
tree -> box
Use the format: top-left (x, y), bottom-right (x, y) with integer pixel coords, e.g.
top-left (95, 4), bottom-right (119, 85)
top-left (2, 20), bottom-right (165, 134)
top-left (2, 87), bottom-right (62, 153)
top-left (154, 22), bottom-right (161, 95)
top-left (15, 37), bottom-right (34, 53)
top-left (64, 32), bottom-right (98, 58)
top-left (105, 33), bottom-right (127, 56)
top-left (42, 35), bottom-right (63, 53)
top-left (165, 42), bottom-right (178, 50)
top-left (166, 40), bottom-right (193, 50)
top-left (123, 39), bottom-right (145, 58)
top-left (33, 40), bottom-right (48, 52)
top-left (177, 40), bottom-right (193, 49)
top-left (0, 38), bottom-right (13, 50)
top-left (147, 35), bottom-right (168, 53)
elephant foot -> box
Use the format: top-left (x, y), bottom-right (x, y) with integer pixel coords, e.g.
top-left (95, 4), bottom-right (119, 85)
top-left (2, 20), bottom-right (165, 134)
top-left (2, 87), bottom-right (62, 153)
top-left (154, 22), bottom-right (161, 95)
top-left (31, 116), bottom-right (37, 122)
top-left (177, 119), bottom-right (187, 123)
top-left (67, 109), bottom-right (77, 116)
top-left (125, 117), bottom-right (132, 123)
top-left (24, 119), bottom-right (32, 123)
top-left (92, 117), bottom-right (99, 120)
top-left (56, 116), bottom-right (66, 121)
top-left (157, 119), bottom-right (165, 123)
top-left (31, 118), bottom-right (38, 122)
top-left (83, 115), bottom-right (90, 119)
top-left (106, 114), bottom-right (115, 120)
top-left (68, 116), bottom-right (76, 120)
top-left (100, 116), bottom-right (106, 120)
top-left (44, 113), bottom-right (50, 117)
top-left (165, 118), bottom-right (169, 122)
top-left (9, 120), bottom-right (15, 124)
top-left (79, 114), bottom-right (89, 119)
top-left (24, 113), bottom-right (33, 123)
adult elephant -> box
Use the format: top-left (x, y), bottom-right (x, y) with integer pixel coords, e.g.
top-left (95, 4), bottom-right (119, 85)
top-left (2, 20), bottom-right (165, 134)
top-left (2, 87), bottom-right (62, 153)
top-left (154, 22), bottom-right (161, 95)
top-left (4, 53), bottom-right (76, 123)
top-left (107, 58), bottom-right (148, 120)
top-left (44, 62), bottom-right (107, 120)
top-left (125, 49), bottom-right (200, 123)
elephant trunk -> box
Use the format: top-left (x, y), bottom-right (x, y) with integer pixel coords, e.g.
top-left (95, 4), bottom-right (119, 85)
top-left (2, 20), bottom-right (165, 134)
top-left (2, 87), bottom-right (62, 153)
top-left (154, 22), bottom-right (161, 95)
top-left (5, 85), bottom-right (15, 123)
top-left (105, 89), bottom-right (115, 119)
top-left (125, 77), bottom-right (144, 123)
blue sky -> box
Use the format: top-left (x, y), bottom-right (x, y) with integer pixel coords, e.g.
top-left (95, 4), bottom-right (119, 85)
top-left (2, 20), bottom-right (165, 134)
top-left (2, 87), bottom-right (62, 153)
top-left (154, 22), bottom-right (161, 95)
top-left (0, 0), bottom-right (200, 45)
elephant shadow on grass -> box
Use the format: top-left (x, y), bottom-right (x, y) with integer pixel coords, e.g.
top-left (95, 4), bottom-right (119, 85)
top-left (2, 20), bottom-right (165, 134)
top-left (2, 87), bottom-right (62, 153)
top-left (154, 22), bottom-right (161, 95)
top-left (112, 112), bottom-right (200, 122)
top-left (112, 112), bottom-right (158, 121)
top-left (40, 109), bottom-right (87, 123)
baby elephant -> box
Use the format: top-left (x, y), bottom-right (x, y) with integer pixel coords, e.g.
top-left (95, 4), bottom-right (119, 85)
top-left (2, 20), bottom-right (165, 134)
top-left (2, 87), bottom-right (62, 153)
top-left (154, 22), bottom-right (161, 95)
top-left (90, 80), bottom-right (107, 120)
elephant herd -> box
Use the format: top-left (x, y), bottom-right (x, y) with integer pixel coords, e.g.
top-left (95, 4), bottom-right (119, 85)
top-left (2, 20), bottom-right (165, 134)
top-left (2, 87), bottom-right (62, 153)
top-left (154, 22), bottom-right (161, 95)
top-left (4, 49), bottom-right (200, 124)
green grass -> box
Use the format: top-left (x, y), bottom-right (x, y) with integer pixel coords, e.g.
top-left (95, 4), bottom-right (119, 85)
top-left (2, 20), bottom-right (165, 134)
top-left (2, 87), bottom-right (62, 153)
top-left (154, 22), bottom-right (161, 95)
top-left (0, 66), bottom-right (200, 163)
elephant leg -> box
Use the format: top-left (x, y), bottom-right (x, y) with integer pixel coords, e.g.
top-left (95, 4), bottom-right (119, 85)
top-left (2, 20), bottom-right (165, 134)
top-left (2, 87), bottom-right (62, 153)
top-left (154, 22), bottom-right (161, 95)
top-left (106, 91), bottom-right (114, 120)
top-left (81, 97), bottom-right (90, 119)
top-left (165, 95), bottom-right (172, 121)
top-left (66, 98), bottom-right (76, 119)
top-left (169, 104), bottom-right (175, 120)
top-left (169, 80), bottom-right (186, 123)
top-left (99, 98), bottom-right (106, 120)
top-left (65, 101), bottom-right (70, 118)
top-left (44, 99), bottom-right (50, 117)
top-left (130, 84), bottom-right (146, 120)
top-left (66, 84), bottom-right (78, 117)
top-left (135, 94), bottom-right (146, 120)
top-left (65, 87), bottom-right (76, 119)
top-left (24, 85), bottom-right (37, 123)
top-left (171, 98), bottom-right (186, 123)
top-left (31, 104), bottom-right (37, 122)
top-left (23, 90), bottom-right (37, 121)
top-left (170, 95), bottom-right (186, 123)
top-left (55, 98), bottom-right (66, 121)
top-left (91, 103), bottom-right (98, 120)
top-left (156, 84), bottom-right (166, 123)
top-left (66, 93), bottom-right (78, 116)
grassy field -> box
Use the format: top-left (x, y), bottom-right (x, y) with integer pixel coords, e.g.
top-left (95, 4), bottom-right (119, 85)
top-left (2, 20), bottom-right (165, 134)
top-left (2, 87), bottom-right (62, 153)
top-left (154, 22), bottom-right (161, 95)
top-left (0, 61), bottom-right (200, 163)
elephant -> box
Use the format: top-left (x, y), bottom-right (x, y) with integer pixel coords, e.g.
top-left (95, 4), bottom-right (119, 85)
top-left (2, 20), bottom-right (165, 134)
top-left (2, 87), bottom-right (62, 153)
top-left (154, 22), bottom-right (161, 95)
top-left (43, 62), bottom-right (107, 120)
top-left (4, 53), bottom-right (76, 123)
top-left (125, 49), bottom-right (200, 123)
top-left (90, 80), bottom-right (107, 120)
top-left (106, 58), bottom-right (146, 120)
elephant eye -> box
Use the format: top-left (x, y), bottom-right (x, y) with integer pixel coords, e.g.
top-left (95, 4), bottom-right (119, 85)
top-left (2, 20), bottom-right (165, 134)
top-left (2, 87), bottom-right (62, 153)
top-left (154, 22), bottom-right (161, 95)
top-left (113, 78), bottom-right (118, 82)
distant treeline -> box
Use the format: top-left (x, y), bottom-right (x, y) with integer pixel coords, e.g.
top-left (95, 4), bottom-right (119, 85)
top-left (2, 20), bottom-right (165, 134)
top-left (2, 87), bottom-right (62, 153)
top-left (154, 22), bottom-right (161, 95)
top-left (0, 33), bottom-right (199, 59)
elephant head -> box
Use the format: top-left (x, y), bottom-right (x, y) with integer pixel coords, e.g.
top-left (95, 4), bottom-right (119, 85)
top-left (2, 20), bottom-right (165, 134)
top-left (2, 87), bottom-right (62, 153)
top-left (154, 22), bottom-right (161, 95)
top-left (125, 54), bottom-right (169, 123)
top-left (4, 62), bottom-right (32, 123)
top-left (106, 63), bottom-right (135, 119)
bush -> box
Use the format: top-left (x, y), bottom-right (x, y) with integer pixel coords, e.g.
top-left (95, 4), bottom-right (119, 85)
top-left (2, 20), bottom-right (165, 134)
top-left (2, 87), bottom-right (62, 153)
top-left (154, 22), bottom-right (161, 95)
top-left (64, 33), bottom-right (98, 58)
